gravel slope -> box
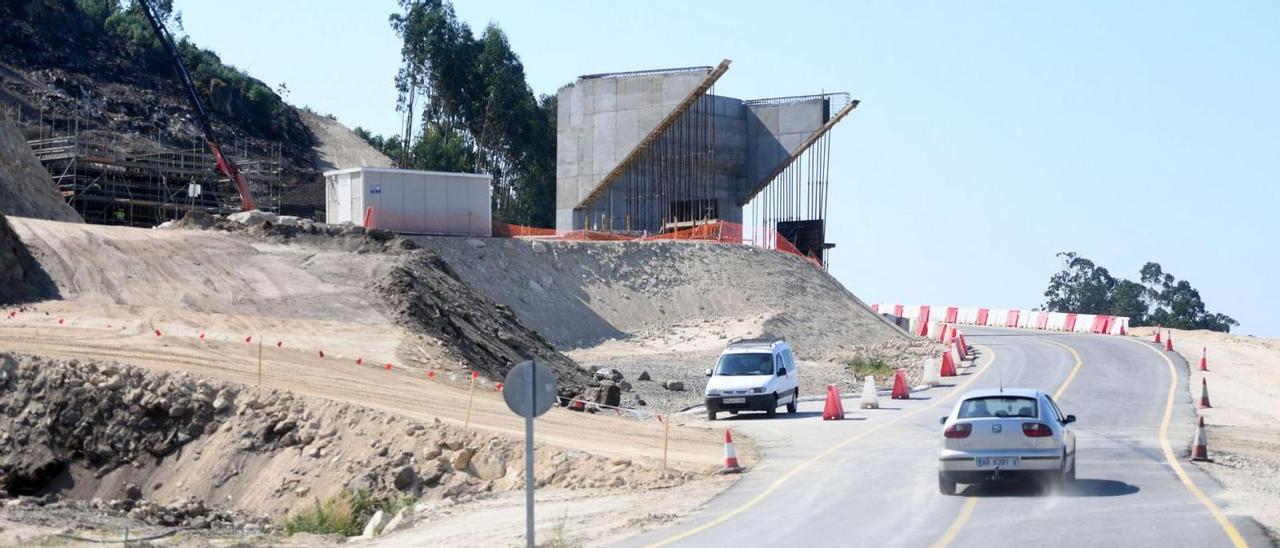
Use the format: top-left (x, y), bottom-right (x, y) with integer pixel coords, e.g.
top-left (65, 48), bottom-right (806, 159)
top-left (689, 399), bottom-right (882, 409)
top-left (410, 237), bottom-right (907, 356)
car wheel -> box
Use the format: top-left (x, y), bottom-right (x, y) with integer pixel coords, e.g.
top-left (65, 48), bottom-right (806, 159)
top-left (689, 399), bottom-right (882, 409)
top-left (765, 394), bottom-right (778, 417)
top-left (787, 389), bottom-right (798, 414)
top-left (707, 409), bottom-right (717, 421)
top-left (938, 472), bottom-right (957, 496)
top-left (1066, 455), bottom-right (1076, 482)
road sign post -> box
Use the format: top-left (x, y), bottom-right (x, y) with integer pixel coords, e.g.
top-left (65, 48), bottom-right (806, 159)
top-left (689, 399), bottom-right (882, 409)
top-left (503, 360), bottom-right (557, 548)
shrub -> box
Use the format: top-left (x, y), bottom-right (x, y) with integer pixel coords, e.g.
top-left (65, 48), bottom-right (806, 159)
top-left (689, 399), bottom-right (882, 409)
top-left (285, 490), bottom-right (375, 537)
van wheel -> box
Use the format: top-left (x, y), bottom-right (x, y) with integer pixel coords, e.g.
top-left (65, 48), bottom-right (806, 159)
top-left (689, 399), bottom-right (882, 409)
top-left (786, 389), bottom-right (798, 414)
top-left (707, 410), bottom-right (717, 421)
top-left (765, 394), bottom-right (778, 417)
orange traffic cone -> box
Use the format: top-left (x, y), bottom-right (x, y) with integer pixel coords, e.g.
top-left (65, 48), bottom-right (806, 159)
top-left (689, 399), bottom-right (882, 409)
top-left (721, 429), bottom-right (744, 473)
top-left (154, 329), bottom-right (162, 337)
top-left (891, 369), bottom-right (910, 399)
top-left (1165, 331), bottom-right (1174, 352)
top-left (1154, 327), bottom-right (1162, 343)
top-left (957, 332), bottom-right (968, 359)
top-left (318, 350), bottom-right (325, 358)
top-left (823, 383), bottom-right (845, 420)
top-left (355, 357), bottom-right (363, 365)
top-left (940, 351), bottom-right (958, 377)
top-left (1191, 416), bottom-right (1210, 461)
top-left (1199, 378), bottom-right (1212, 408)
top-left (1199, 347), bottom-right (1208, 371)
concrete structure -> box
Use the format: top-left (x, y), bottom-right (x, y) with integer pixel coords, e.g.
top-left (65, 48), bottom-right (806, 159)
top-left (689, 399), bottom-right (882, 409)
top-left (555, 60), bottom-right (856, 236)
top-left (324, 167), bottom-right (491, 237)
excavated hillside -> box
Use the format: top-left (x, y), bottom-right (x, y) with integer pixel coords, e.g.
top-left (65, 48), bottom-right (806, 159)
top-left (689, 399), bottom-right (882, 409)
top-left (410, 237), bottom-right (908, 357)
top-left (0, 111), bottom-right (79, 221)
top-left (0, 3), bottom-right (390, 219)
top-left (6, 213), bottom-right (590, 393)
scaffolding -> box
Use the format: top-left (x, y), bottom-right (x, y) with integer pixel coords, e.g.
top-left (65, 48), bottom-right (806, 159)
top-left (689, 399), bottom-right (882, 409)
top-left (742, 93), bottom-right (858, 267)
top-left (576, 61), bottom-right (730, 235)
top-left (26, 133), bottom-right (281, 227)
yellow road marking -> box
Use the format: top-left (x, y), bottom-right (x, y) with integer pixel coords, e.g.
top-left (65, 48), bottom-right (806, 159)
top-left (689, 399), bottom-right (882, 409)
top-left (1125, 338), bottom-right (1248, 548)
top-left (930, 497), bottom-right (978, 548)
top-left (645, 346), bottom-right (997, 547)
top-left (1043, 340), bottom-right (1084, 400)
top-left (932, 338), bottom-right (1083, 548)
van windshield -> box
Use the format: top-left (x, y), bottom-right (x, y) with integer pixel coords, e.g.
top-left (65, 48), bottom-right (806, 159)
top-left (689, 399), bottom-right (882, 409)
top-left (715, 353), bottom-right (774, 376)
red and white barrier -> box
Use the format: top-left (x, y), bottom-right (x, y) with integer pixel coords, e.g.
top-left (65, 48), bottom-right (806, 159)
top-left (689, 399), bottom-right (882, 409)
top-left (876, 303), bottom-right (1130, 337)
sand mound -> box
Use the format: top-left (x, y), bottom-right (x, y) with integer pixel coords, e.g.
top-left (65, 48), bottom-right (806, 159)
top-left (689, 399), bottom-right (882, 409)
top-left (410, 237), bottom-right (906, 357)
top-left (0, 112), bottom-right (80, 222)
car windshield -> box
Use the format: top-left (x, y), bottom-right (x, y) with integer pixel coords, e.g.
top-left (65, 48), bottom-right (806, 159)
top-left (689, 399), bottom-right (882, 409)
top-left (958, 396), bottom-right (1038, 419)
top-left (715, 353), bottom-right (774, 376)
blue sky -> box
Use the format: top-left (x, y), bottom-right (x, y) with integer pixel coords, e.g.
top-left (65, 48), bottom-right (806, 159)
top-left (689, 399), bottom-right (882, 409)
top-left (174, 1), bottom-right (1279, 336)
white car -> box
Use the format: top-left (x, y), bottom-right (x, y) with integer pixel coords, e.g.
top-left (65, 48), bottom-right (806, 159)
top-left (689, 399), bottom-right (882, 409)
top-left (704, 337), bottom-right (799, 421)
top-left (937, 388), bottom-right (1076, 494)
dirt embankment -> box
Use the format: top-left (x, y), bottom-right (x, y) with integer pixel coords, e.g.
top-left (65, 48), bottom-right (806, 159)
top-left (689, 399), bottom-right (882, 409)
top-left (0, 214), bottom-right (57, 304)
top-left (0, 111), bottom-right (80, 222)
top-left (0, 353), bottom-right (692, 544)
top-left (9, 213), bottom-right (591, 392)
top-left (1130, 327), bottom-right (1280, 539)
top-left (410, 237), bottom-right (906, 356)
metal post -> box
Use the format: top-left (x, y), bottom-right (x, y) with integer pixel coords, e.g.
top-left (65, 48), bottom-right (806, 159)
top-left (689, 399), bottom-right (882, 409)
top-left (464, 372), bottom-right (477, 428)
top-left (525, 362), bottom-right (536, 548)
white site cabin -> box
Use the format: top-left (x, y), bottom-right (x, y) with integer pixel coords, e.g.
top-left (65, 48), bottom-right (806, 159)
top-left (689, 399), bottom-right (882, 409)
top-left (323, 166), bottom-right (492, 237)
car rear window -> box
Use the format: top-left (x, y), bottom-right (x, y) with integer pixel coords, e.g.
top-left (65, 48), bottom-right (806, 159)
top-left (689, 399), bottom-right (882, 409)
top-left (958, 396), bottom-right (1038, 419)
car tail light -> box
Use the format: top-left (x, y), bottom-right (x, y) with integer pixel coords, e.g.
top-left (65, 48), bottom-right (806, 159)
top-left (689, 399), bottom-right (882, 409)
top-left (1022, 422), bottom-right (1053, 437)
top-left (944, 423), bottom-right (972, 438)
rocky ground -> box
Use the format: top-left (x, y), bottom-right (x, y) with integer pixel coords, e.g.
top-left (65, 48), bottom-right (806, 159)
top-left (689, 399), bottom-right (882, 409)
top-left (0, 352), bottom-right (700, 545)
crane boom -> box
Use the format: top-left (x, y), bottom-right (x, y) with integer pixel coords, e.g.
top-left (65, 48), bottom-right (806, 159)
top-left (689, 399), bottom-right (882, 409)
top-left (137, 0), bottom-right (257, 211)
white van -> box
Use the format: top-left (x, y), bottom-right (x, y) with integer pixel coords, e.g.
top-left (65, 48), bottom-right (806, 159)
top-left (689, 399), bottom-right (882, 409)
top-left (703, 337), bottom-right (799, 421)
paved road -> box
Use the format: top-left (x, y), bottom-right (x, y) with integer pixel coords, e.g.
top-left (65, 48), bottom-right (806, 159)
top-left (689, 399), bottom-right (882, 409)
top-left (623, 329), bottom-right (1269, 547)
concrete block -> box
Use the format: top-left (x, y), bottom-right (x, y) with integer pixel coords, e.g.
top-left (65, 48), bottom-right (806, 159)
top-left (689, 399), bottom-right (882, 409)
top-left (591, 79), bottom-right (618, 113)
top-left (661, 72), bottom-right (706, 103)
top-left (591, 111), bottom-right (617, 171)
top-left (616, 109), bottom-right (643, 157)
top-left (778, 99), bottom-right (825, 135)
top-left (618, 76), bottom-right (663, 107)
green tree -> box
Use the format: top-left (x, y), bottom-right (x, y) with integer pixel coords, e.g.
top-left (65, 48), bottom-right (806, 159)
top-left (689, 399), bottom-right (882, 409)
top-left (1043, 253), bottom-right (1237, 332)
top-left (1139, 263), bottom-right (1238, 332)
top-left (388, 0), bottom-right (556, 227)
top-left (1043, 252), bottom-right (1117, 314)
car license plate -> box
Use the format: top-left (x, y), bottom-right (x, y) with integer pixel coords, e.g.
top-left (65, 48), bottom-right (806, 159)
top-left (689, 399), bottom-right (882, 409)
top-left (723, 397), bottom-right (746, 404)
top-left (975, 457), bottom-right (1020, 469)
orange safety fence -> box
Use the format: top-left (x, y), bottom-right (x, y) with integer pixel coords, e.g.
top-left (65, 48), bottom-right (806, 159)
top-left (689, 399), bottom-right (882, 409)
top-left (359, 207), bottom-right (824, 268)
top-left (492, 220), bottom-right (824, 268)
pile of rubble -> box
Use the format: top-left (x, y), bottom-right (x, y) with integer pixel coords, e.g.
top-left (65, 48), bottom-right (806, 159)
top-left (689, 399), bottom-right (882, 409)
top-left (0, 353), bottom-right (694, 539)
